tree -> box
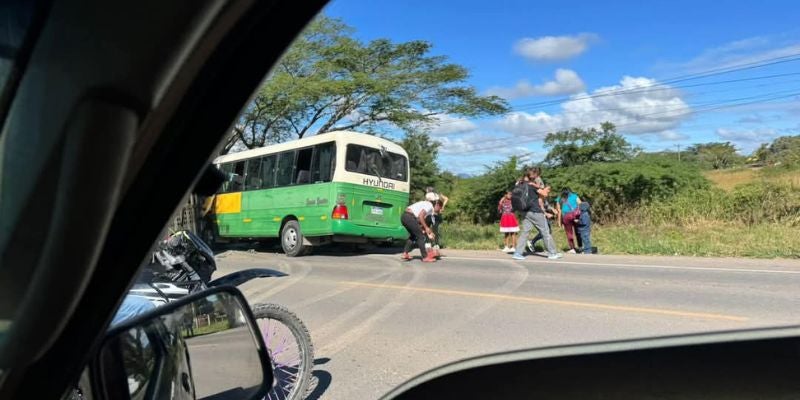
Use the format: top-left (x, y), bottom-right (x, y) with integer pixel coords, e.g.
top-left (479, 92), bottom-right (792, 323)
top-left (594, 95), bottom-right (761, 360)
top-left (221, 15), bottom-right (508, 153)
top-left (750, 143), bottom-right (770, 165)
top-left (766, 135), bottom-right (800, 167)
top-left (542, 122), bottom-right (635, 167)
top-left (401, 132), bottom-right (441, 199)
top-left (459, 157), bottom-right (522, 223)
top-left (686, 142), bottom-right (742, 170)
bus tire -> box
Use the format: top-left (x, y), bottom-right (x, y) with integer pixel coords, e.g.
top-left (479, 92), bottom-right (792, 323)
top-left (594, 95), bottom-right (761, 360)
top-left (201, 222), bottom-right (218, 250)
top-left (281, 220), bottom-right (307, 257)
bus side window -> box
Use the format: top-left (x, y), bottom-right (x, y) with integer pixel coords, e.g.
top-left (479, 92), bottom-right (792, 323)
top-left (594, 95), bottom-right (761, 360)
top-left (294, 147), bottom-right (313, 185)
top-left (260, 155), bottom-right (276, 189)
top-left (218, 163), bottom-right (234, 193)
top-left (245, 158), bottom-right (262, 190)
top-left (230, 161), bottom-right (246, 192)
top-left (275, 151), bottom-right (295, 187)
top-left (311, 142), bottom-right (335, 183)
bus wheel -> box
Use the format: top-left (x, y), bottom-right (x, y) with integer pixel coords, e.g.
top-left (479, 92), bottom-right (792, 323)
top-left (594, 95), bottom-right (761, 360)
top-left (281, 220), bottom-right (307, 257)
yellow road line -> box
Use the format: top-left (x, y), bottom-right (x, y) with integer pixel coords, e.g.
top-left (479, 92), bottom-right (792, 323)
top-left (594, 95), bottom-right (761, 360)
top-left (338, 281), bottom-right (748, 322)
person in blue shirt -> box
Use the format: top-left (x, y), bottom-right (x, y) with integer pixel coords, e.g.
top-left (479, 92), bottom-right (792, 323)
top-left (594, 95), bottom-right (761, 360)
top-left (111, 295), bottom-right (156, 327)
top-left (576, 202), bottom-right (593, 254)
top-left (556, 188), bottom-right (582, 254)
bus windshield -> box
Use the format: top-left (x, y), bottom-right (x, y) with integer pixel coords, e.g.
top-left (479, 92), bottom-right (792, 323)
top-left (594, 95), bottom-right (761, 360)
top-left (345, 144), bottom-right (408, 182)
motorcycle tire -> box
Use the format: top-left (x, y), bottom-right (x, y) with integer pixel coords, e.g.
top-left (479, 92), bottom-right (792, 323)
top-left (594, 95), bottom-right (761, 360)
top-left (252, 303), bottom-right (314, 400)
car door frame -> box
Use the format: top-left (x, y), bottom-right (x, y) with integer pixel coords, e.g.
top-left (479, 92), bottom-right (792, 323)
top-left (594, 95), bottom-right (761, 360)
top-left (0, 1), bottom-right (328, 398)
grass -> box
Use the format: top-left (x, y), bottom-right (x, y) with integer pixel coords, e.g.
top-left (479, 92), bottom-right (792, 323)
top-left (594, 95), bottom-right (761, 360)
top-left (188, 319), bottom-right (230, 337)
top-left (704, 167), bottom-right (800, 191)
top-left (440, 222), bottom-right (800, 259)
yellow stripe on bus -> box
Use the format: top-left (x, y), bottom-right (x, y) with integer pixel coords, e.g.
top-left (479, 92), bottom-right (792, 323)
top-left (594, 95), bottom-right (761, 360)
top-left (243, 218), bottom-right (252, 223)
top-left (272, 217), bottom-right (281, 222)
top-left (320, 215), bottom-right (328, 220)
top-left (214, 192), bottom-right (242, 214)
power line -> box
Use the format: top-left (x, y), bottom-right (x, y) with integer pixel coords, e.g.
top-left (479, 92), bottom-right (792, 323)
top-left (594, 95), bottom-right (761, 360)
top-left (451, 91), bottom-right (800, 154)
top-left (433, 53), bottom-right (800, 128)
top-left (509, 53), bottom-right (800, 111)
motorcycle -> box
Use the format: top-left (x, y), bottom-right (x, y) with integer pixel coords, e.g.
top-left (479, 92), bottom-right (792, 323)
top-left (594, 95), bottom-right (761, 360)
top-left (125, 230), bottom-right (315, 400)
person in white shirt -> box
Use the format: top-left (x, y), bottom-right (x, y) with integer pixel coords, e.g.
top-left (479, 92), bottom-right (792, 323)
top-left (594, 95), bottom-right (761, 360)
top-left (401, 199), bottom-right (443, 262)
top-left (424, 188), bottom-right (449, 258)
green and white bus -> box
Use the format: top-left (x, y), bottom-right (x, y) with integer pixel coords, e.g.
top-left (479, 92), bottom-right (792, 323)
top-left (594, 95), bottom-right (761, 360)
top-left (209, 131), bottom-right (410, 256)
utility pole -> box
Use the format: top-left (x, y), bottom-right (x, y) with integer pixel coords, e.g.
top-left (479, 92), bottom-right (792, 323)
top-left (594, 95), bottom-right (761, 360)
top-left (675, 144), bottom-right (681, 162)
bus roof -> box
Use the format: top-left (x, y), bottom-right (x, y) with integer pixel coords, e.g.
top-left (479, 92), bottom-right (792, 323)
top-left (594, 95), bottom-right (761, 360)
top-left (213, 130), bottom-right (407, 164)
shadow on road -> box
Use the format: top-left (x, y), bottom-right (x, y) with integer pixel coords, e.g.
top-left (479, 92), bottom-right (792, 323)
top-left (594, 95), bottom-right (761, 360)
top-left (305, 358), bottom-right (333, 400)
top-left (214, 241), bottom-right (407, 257)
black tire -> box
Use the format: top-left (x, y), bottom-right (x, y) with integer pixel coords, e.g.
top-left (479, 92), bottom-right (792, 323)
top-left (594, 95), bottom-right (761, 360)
top-left (252, 303), bottom-right (314, 400)
top-left (201, 221), bottom-right (218, 250)
top-left (281, 220), bottom-right (308, 257)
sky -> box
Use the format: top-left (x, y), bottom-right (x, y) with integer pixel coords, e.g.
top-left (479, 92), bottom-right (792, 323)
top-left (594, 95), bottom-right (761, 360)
top-left (323, 0), bottom-right (800, 174)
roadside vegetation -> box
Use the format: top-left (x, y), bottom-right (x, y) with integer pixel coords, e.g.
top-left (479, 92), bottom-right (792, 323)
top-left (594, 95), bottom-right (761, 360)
top-left (431, 132), bottom-right (800, 259)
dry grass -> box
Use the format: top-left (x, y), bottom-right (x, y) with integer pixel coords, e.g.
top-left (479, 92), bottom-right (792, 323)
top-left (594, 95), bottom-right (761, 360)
top-left (704, 168), bottom-right (759, 191)
top-left (705, 167), bottom-right (800, 191)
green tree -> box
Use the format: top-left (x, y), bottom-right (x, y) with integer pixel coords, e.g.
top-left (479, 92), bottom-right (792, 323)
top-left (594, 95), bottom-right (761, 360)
top-left (542, 122), bottom-right (635, 167)
top-left (766, 135), bottom-right (800, 167)
top-left (750, 143), bottom-right (770, 165)
top-left (459, 157), bottom-right (522, 223)
top-left (401, 132), bottom-right (442, 199)
top-left (686, 142), bottom-right (742, 169)
top-left (222, 15), bottom-right (508, 153)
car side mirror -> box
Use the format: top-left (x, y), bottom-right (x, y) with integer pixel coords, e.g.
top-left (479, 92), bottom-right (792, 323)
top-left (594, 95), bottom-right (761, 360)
top-left (92, 286), bottom-right (272, 400)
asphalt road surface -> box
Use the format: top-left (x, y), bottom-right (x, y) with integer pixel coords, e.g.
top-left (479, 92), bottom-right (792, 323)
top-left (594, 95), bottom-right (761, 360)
top-left (214, 246), bottom-right (800, 399)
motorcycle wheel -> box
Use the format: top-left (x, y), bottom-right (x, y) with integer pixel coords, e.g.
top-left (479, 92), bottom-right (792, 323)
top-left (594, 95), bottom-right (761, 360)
top-left (252, 303), bottom-right (314, 400)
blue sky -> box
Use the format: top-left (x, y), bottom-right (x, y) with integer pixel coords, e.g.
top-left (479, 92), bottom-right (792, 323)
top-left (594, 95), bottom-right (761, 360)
top-left (324, 0), bottom-right (800, 174)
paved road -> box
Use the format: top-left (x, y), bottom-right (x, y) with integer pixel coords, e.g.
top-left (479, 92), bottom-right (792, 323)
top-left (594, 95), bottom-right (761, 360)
top-left (214, 247), bottom-right (800, 399)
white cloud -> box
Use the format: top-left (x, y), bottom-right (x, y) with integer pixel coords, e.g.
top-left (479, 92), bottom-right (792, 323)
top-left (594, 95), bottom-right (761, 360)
top-left (513, 33), bottom-right (599, 61)
top-left (657, 130), bottom-right (689, 141)
top-left (437, 133), bottom-right (531, 157)
top-left (716, 127), bottom-right (777, 142)
top-left (486, 69), bottom-right (585, 99)
top-left (428, 114), bottom-right (478, 136)
top-left (495, 76), bottom-right (691, 138)
top-left (662, 35), bottom-right (800, 73)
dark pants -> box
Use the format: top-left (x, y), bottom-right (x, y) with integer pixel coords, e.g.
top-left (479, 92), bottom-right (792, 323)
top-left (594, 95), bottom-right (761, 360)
top-left (402, 212), bottom-right (428, 258)
top-left (424, 213), bottom-right (443, 248)
top-left (577, 224), bottom-right (592, 254)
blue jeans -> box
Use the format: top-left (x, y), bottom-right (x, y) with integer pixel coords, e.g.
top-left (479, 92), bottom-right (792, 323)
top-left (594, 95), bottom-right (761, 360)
top-left (577, 224), bottom-right (592, 254)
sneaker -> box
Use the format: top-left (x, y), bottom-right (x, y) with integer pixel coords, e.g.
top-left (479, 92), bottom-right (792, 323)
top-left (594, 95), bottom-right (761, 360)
top-left (422, 255), bottom-right (437, 263)
top-left (567, 249), bottom-right (577, 254)
top-left (548, 253), bottom-right (563, 260)
top-left (511, 253), bottom-right (526, 260)
top-left (401, 252), bottom-right (412, 261)
top-left (500, 246), bottom-right (509, 252)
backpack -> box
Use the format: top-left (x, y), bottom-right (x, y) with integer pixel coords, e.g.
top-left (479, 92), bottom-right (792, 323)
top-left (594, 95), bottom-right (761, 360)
top-left (510, 182), bottom-right (530, 212)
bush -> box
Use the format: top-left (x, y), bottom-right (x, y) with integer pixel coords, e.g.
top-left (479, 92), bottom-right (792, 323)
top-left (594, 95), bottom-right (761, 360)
top-left (453, 157), bottom-right (522, 223)
top-left (634, 182), bottom-right (800, 227)
top-left (545, 156), bottom-right (709, 223)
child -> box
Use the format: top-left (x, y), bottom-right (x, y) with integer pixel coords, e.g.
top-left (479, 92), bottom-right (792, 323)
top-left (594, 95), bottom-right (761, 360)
top-left (576, 202), bottom-right (593, 254)
top-left (498, 190), bottom-right (519, 252)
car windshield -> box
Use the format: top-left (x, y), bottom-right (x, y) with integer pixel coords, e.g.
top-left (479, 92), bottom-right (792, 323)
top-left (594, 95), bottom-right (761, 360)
top-left (201, 1), bottom-right (800, 398)
top-left (3, 0), bottom-right (799, 398)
